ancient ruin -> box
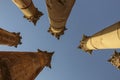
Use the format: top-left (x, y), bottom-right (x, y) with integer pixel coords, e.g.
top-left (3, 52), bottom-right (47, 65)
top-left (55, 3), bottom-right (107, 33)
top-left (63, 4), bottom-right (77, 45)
top-left (46, 0), bottom-right (75, 39)
top-left (12, 0), bottom-right (43, 25)
top-left (79, 21), bottom-right (120, 54)
top-left (0, 28), bottom-right (22, 47)
top-left (0, 49), bottom-right (54, 80)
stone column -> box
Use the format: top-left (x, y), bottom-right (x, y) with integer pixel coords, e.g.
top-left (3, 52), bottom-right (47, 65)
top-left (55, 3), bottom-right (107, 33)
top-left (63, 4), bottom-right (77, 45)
top-left (12, 0), bottom-right (43, 25)
top-left (0, 49), bottom-right (54, 80)
top-left (79, 21), bottom-right (120, 54)
top-left (0, 28), bottom-right (22, 47)
top-left (46, 0), bottom-right (75, 39)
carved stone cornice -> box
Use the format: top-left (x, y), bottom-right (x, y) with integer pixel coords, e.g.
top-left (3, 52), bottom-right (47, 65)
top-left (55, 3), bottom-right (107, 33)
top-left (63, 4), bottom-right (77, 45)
top-left (108, 50), bottom-right (120, 70)
top-left (48, 25), bottom-right (67, 39)
top-left (78, 34), bottom-right (93, 54)
top-left (23, 8), bottom-right (43, 25)
top-left (37, 49), bottom-right (54, 68)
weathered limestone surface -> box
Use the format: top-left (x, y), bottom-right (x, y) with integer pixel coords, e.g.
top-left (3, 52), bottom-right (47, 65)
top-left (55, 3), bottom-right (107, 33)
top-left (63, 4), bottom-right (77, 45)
top-left (12, 0), bottom-right (43, 25)
top-left (79, 21), bottom-right (120, 54)
top-left (0, 28), bottom-right (22, 47)
top-left (46, 0), bottom-right (75, 39)
top-left (0, 49), bottom-right (54, 80)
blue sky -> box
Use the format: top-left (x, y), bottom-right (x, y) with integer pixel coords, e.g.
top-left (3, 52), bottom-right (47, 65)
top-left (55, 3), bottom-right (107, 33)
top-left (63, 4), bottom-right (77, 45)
top-left (0, 0), bottom-right (120, 80)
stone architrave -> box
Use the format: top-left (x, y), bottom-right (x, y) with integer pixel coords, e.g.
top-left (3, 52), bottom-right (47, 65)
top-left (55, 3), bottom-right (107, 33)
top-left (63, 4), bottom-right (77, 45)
top-left (0, 49), bottom-right (54, 80)
top-left (108, 50), bottom-right (120, 70)
top-left (78, 21), bottom-right (120, 54)
top-left (0, 28), bottom-right (22, 47)
top-left (46, 0), bottom-right (75, 39)
top-left (12, 0), bottom-right (43, 25)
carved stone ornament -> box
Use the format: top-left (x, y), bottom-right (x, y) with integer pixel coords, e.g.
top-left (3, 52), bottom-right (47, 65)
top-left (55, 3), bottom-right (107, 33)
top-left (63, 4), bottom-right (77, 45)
top-left (78, 34), bottom-right (93, 54)
top-left (23, 8), bottom-right (43, 25)
top-left (48, 25), bottom-right (67, 39)
top-left (108, 50), bottom-right (120, 70)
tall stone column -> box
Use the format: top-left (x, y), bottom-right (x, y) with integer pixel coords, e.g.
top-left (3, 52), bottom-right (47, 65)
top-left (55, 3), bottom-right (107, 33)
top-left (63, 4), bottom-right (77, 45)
top-left (0, 49), bottom-right (54, 80)
top-left (12, 0), bottom-right (43, 25)
top-left (46, 0), bottom-right (75, 39)
top-left (108, 50), bottom-right (120, 70)
top-left (0, 28), bottom-right (22, 47)
top-left (78, 21), bottom-right (120, 54)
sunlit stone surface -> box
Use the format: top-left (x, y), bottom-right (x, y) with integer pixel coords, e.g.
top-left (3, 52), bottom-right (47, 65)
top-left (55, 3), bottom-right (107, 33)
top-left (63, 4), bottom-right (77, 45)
top-left (12, 0), bottom-right (43, 25)
top-left (79, 21), bottom-right (120, 54)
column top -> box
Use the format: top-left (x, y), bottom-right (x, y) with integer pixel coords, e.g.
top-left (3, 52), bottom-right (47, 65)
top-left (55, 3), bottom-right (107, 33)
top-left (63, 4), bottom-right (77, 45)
top-left (48, 25), bottom-right (67, 39)
top-left (108, 50), bottom-right (120, 70)
top-left (78, 34), bottom-right (93, 54)
top-left (23, 8), bottom-right (43, 25)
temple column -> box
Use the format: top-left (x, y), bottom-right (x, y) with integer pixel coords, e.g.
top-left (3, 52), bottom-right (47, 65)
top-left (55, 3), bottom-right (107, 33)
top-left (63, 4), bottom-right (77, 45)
top-left (46, 0), bottom-right (75, 39)
top-left (12, 0), bottom-right (43, 25)
top-left (79, 21), bottom-right (120, 54)
top-left (0, 28), bottom-right (22, 47)
top-left (0, 49), bottom-right (54, 80)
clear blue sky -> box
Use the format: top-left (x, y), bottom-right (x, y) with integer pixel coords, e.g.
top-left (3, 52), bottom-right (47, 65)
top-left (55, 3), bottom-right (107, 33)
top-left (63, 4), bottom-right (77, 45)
top-left (0, 0), bottom-right (120, 80)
